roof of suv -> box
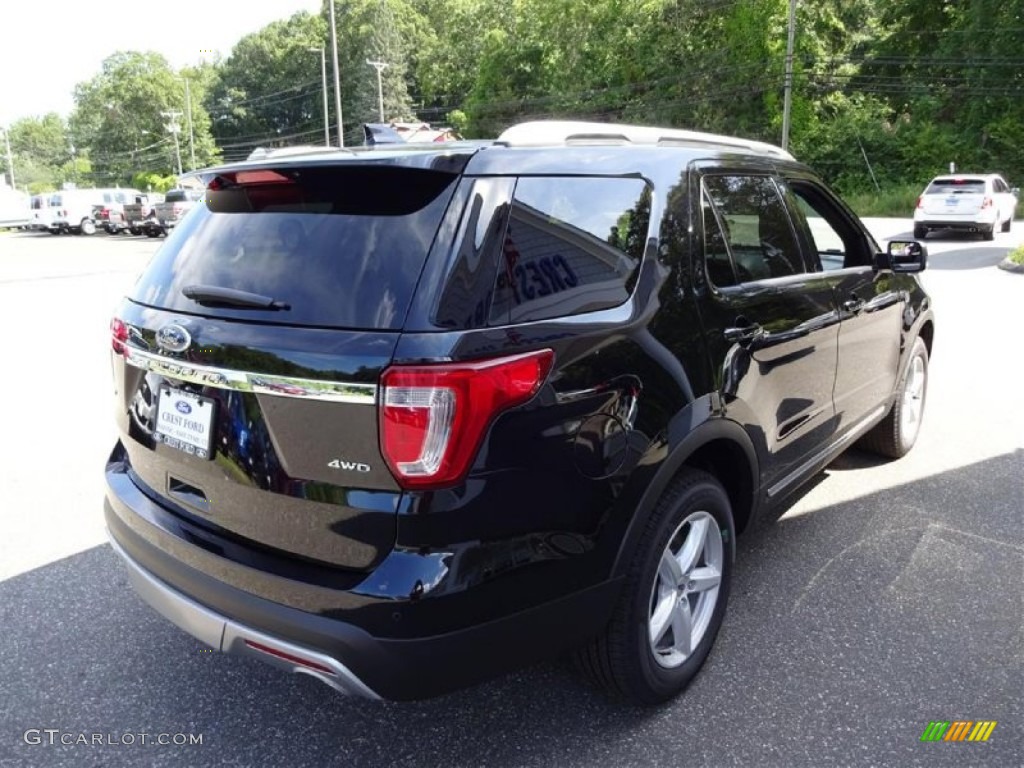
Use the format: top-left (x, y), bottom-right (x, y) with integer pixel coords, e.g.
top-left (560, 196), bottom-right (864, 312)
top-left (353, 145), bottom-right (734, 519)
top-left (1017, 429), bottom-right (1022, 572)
top-left (190, 121), bottom-right (796, 184)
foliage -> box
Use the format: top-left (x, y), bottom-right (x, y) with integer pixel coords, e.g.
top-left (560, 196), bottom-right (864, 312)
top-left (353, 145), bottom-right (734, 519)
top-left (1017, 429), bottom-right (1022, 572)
top-left (131, 171), bottom-right (178, 193)
top-left (841, 184), bottom-right (922, 218)
top-left (206, 12), bottom-right (328, 159)
top-left (1, 113), bottom-right (70, 193)
top-left (69, 51), bottom-right (219, 184)
top-left (24, 0), bottom-right (1022, 202)
top-left (1007, 244), bottom-right (1024, 266)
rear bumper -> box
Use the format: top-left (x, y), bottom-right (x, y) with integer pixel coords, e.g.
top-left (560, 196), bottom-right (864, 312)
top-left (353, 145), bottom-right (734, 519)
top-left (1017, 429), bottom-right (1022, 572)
top-left (105, 452), bottom-right (619, 700)
top-left (108, 532), bottom-right (382, 697)
top-left (915, 212), bottom-right (996, 229)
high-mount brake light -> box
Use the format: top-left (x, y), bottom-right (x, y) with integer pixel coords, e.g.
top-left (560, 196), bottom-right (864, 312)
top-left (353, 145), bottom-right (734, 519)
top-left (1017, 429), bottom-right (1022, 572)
top-left (380, 350), bottom-right (554, 489)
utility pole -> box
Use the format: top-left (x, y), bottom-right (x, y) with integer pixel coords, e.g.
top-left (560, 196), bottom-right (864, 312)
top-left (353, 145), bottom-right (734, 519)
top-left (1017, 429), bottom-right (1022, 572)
top-left (161, 110), bottom-right (184, 177)
top-left (366, 60), bottom-right (388, 123)
top-left (781, 0), bottom-right (797, 152)
top-left (2, 126), bottom-right (14, 190)
top-left (183, 78), bottom-right (196, 170)
top-left (328, 0), bottom-right (345, 147)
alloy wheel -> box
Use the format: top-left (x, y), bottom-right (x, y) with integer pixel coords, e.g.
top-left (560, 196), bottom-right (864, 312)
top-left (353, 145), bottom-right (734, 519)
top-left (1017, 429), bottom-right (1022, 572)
top-left (648, 510), bottom-right (724, 669)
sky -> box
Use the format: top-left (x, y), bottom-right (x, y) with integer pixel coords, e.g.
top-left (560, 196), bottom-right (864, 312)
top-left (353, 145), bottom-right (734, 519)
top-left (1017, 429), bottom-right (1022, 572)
top-left (0, 0), bottom-right (322, 125)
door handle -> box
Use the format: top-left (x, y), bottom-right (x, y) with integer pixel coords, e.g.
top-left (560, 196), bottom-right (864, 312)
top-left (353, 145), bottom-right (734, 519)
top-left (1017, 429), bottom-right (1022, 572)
top-left (724, 322), bottom-right (763, 345)
top-left (843, 297), bottom-right (865, 313)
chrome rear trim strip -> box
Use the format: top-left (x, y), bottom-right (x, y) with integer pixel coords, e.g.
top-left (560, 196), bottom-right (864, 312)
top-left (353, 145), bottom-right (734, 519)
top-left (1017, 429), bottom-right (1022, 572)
top-left (123, 347), bottom-right (377, 405)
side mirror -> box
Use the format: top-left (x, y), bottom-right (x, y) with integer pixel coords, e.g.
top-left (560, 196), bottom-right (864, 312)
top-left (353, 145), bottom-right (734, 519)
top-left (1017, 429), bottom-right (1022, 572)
top-left (882, 240), bottom-right (927, 273)
top-left (1012, 187), bottom-right (1020, 198)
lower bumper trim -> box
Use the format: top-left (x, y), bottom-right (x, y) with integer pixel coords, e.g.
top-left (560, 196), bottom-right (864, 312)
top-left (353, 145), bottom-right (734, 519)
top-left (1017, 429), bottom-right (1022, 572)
top-left (107, 531), bottom-right (381, 700)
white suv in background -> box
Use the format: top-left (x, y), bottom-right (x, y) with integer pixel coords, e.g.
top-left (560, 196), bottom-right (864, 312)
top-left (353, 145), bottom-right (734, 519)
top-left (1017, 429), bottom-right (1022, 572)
top-left (913, 173), bottom-right (1019, 241)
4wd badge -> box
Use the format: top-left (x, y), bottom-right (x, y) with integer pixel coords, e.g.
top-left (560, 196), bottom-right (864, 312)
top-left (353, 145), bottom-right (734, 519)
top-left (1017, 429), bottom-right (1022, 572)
top-left (328, 459), bottom-right (371, 473)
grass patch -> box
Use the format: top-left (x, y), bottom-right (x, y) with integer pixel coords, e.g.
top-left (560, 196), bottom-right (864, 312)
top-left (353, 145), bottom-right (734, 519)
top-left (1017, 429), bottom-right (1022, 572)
top-left (1007, 244), bottom-right (1024, 266)
top-left (842, 184), bottom-right (922, 218)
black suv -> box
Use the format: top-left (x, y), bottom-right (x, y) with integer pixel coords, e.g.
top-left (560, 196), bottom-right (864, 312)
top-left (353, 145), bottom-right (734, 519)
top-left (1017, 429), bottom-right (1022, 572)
top-left (105, 121), bottom-right (933, 704)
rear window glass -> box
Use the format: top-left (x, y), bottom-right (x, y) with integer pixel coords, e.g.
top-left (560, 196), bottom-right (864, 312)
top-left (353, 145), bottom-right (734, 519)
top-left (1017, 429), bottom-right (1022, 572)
top-left (130, 166), bottom-right (458, 329)
top-left (926, 179), bottom-right (985, 194)
top-left (488, 177), bottom-right (650, 324)
top-left (163, 190), bottom-right (199, 202)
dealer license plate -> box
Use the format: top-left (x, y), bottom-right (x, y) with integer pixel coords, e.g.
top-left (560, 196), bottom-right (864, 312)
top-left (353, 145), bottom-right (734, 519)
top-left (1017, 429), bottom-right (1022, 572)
top-left (155, 388), bottom-right (215, 459)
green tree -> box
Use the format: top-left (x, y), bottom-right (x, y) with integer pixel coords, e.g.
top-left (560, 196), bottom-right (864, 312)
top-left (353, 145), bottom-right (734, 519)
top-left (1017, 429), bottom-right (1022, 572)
top-left (206, 12), bottom-right (328, 158)
top-left (1, 113), bottom-right (70, 192)
top-left (70, 51), bottom-right (219, 184)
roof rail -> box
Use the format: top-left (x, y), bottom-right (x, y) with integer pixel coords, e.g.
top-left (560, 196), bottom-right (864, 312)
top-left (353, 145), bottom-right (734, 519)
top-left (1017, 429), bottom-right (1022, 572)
top-left (496, 120), bottom-right (794, 160)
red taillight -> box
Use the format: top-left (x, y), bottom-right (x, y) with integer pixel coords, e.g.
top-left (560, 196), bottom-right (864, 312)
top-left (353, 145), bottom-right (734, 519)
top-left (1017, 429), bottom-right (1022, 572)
top-left (982, 196), bottom-right (993, 209)
top-left (111, 317), bottom-right (128, 355)
top-left (172, 203), bottom-right (184, 214)
top-left (916, 196), bottom-right (923, 209)
top-left (380, 349), bottom-right (554, 489)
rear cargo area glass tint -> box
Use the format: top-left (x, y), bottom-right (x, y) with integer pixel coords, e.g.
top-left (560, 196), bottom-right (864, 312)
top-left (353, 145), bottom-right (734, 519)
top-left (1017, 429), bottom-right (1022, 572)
top-left (131, 166), bottom-right (458, 329)
top-left (925, 179), bottom-right (985, 193)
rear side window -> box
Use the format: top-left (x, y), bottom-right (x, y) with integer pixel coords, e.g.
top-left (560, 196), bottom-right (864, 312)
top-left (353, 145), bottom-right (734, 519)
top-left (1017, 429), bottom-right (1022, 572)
top-left (130, 166), bottom-right (459, 330)
top-left (702, 175), bottom-right (804, 281)
top-left (925, 179), bottom-right (985, 194)
top-left (488, 177), bottom-right (650, 324)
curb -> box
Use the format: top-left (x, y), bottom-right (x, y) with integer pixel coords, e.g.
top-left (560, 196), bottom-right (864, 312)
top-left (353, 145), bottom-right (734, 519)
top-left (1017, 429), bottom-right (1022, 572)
top-left (997, 258), bottom-right (1024, 274)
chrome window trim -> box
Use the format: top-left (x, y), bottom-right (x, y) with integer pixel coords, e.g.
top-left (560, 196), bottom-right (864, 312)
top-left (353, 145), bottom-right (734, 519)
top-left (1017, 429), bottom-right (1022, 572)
top-left (123, 347), bottom-right (377, 405)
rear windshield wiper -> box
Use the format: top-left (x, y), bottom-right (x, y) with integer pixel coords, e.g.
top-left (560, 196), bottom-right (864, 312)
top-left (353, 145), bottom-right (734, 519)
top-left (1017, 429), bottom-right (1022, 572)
top-left (183, 285), bottom-right (290, 310)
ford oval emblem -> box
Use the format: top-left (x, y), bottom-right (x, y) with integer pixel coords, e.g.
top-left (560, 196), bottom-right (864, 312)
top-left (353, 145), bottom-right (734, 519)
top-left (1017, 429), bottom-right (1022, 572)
top-left (175, 401), bottom-right (192, 415)
top-left (156, 323), bottom-right (191, 353)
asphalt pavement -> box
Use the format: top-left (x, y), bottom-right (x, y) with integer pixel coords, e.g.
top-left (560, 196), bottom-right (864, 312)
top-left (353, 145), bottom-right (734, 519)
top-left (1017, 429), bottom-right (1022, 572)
top-left (0, 224), bottom-right (1020, 768)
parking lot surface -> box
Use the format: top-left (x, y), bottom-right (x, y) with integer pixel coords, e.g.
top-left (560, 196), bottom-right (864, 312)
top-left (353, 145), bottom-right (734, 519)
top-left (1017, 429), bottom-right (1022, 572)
top-left (0, 224), bottom-right (1020, 767)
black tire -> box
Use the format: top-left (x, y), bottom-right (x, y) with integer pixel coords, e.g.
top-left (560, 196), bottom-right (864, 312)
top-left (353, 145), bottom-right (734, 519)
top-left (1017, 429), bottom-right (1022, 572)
top-left (129, 227), bottom-right (141, 236)
top-left (145, 228), bottom-right (160, 238)
top-left (858, 337), bottom-right (929, 459)
top-left (1002, 216), bottom-right (1012, 233)
top-left (80, 218), bottom-right (96, 236)
top-left (982, 224), bottom-right (995, 241)
top-left (913, 225), bottom-right (927, 240)
top-left (573, 468), bottom-right (734, 705)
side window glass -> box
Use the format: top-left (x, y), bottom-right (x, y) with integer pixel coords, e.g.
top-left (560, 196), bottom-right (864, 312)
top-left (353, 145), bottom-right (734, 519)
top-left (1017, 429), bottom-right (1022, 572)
top-left (794, 194), bottom-right (846, 271)
top-left (489, 177), bottom-right (650, 324)
top-left (433, 178), bottom-right (514, 329)
top-left (701, 188), bottom-right (737, 286)
top-left (786, 179), bottom-right (873, 270)
top-left (703, 175), bottom-right (803, 281)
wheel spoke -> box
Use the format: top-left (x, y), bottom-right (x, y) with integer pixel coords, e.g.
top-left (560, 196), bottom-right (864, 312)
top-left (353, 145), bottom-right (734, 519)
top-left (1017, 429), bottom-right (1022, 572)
top-left (688, 565), bottom-right (721, 593)
top-left (659, 548), bottom-right (684, 588)
top-left (649, 589), bottom-right (676, 644)
top-left (670, 597), bottom-right (693, 657)
top-left (676, 517), bottom-right (708, 575)
top-left (909, 362), bottom-right (925, 398)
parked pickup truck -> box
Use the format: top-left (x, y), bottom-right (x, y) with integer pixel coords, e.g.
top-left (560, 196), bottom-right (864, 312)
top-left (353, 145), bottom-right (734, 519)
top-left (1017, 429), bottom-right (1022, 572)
top-left (142, 188), bottom-right (203, 237)
top-left (120, 193), bottom-right (164, 235)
